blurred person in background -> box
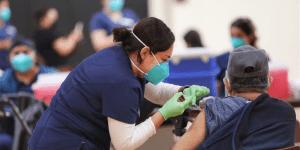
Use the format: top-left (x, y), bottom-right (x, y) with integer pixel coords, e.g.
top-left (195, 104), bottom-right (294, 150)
top-left (89, 0), bottom-right (139, 51)
top-left (230, 18), bottom-right (258, 49)
top-left (0, 37), bottom-right (57, 150)
top-left (0, 0), bottom-right (17, 71)
top-left (0, 37), bottom-right (58, 96)
top-left (216, 18), bottom-right (259, 97)
top-left (171, 46), bottom-right (295, 150)
top-left (184, 30), bottom-right (204, 48)
top-left (33, 7), bottom-right (83, 71)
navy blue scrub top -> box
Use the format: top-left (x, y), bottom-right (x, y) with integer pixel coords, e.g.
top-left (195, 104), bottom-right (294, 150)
top-left (89, 9), bottom-right (139, 35)
top-left (0, 22), bottom-right (17, 70)
top-left (29, 46), bottom-right (148, 149)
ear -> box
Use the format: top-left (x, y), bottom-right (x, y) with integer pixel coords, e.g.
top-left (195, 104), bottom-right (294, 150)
top-left (223, 78), bottom-right (232, 93)
top-left (139, 46), bottom-right (151, 60)
top-left (267, 76), bottom-right (273, 90)
top-left (187, 43), bottom-right (191, 48)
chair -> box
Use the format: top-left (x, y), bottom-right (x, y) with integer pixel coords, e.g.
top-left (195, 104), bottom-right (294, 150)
top-left (0, 92), bottom-right (47, 150)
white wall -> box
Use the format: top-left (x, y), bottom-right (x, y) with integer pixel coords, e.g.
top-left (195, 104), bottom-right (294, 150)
top-left (148, 0), bottom-right (300, 80)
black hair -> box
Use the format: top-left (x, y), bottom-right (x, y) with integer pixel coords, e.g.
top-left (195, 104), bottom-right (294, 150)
top-left (231, 18), bottom-right (257, 47)
top-left (112, 17), bottom-right (175, 64)
top-left (227, 73), bottom-right (269, 93)
top-left (34, 7), bottom-right (52, 29)
top-left (184, 30), bottom-right (204, 47)
top-left (10, 36), bottom-right (36, 52)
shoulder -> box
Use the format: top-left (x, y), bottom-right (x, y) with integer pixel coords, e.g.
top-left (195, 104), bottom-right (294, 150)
top-left (205, 96), bottom-right (248, 110)
top-left (262, 96), bottom-right (296, 121)
top-left (0, 68), bottom-right (14, 83)
top-left (122, 8), bottom-right (136, 15)
top-left (39, 65), bottom-right (59, 73)
top-left (90, 11), bottom-right (106, 21)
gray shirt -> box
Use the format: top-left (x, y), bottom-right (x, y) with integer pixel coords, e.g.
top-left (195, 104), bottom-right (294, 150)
top-left (204, 96), bottom-right (249, 138)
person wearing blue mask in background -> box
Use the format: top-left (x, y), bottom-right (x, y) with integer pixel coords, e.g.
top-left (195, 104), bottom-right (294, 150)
top-left (216, 18), bottom-right (260, 97)
top-left (89, 0), bottom-right (139, 51)
top-left (0, 37), bottom-right (58, 96)
top-left (0, 0), bottom-right (17, 71)
top-left (28, 17), bottom-right (210, 150)
top-left (0, 37), bottom-right (57, 150)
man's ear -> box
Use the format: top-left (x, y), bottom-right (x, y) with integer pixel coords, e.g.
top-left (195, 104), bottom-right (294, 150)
top-left (140, 46), bottom-right (151, 60)
top-left (267, 76), bottom-right (273, 90)
top-left (223, 78), bottom-right (232, 93)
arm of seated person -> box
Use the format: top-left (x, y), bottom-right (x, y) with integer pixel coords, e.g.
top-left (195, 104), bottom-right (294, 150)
top-left (0, 38), bottom-right (12, 50)
top-left (52, 30), bottom-right (83, 57)
top-left (170, 111), bottom-right (206, 150)
top-left (90, 29), bottom-right (116, 52)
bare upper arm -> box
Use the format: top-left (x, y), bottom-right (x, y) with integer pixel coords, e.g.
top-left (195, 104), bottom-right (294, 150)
top-left (171, 111), bottom-right (206, 150)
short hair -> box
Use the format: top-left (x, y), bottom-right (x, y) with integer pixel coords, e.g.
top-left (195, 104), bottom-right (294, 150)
top-left (10, 36), bottom-right (36, 52)
top-left (184, 30), bottom-right (204, 47)
top-left (226, 71), bottom-right (269, 93)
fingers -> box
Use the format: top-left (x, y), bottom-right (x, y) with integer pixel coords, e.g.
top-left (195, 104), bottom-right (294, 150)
top-left (181, 95), bottom-right (193, 107)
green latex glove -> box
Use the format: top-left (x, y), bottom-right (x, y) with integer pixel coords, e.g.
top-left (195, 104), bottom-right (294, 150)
top-left (158, 92), bottom-right (193, 120)
top-left (183, 85), bottom-right (210, 105)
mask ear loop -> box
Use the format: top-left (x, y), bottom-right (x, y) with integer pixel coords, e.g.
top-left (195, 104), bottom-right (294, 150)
top-left (129, 58), bottom-right (148, 76)
top-left (131, 31), bottom-right (160, 66)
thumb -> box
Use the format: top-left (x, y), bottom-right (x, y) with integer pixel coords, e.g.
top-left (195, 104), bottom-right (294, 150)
top-left (173, 92), bottom-right (184, 99)
top-left (181, 95), bottom-right (193, 107)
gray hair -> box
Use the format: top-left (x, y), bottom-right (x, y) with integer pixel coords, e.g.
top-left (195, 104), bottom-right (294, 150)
top-left (226, 71), bottom-right (269, 93)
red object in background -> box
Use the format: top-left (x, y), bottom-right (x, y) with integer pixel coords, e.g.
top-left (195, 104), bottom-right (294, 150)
top-left (33, 83), bottom-right (61, 105)
top-left (32, 73), bottom-right (69, 105)
top-left (268, 66), bottom-right (290, 101)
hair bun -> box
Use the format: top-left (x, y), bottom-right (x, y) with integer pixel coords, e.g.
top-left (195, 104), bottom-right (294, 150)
top-left (112, 27), bottom-right (131, 43)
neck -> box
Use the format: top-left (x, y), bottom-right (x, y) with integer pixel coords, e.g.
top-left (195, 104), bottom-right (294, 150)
top-left (233, 92), bottom-right (264, 101)
top-left (15, 65), bottom-right (40, 85)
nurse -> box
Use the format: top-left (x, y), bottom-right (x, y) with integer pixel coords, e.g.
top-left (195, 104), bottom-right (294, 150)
top-left (89, 0), bottom-right (139, 51)
top-left (28, 17), bottom-right (210, 150)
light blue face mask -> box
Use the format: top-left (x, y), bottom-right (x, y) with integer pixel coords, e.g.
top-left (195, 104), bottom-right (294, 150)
top-left (11, 53), bottom-right (33, 73)
top-left (0, 7), bottom-right (11, 21)
top-left (109, 0), bottom-right (124, 12)
top-left (231, 37), bottom-right (246, 49)
top-left (130, 31), bottom-right (170, 85)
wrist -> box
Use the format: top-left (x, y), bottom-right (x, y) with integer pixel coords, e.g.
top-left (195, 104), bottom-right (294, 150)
top-left (158, 108), bottom-right (168, 120)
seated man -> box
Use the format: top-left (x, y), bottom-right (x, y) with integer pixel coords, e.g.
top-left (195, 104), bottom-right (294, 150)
top-left (0, 37), bottom-right (57, 149)
top-left (172, 45), bottom-right (296, 150)
top-left (0, 37), bottom-right (58, 96)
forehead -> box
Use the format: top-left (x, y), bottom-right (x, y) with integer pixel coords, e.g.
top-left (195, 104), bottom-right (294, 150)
top-left (230, 27), bottom-right (244, 36)
top-left (11, 45), bottom-right (33, 52)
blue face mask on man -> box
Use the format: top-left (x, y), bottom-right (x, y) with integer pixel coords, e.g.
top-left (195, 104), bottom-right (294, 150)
top-left (129, 31), bottom-right (170, 85)
top-left (0, 7), bottom-right (11, 21)
top-left (231, 37), bottom-right (246, 49)
top-left (11, 53), bottom-right (33, 73)
top-left (109, 0), bottom-right (124, 12)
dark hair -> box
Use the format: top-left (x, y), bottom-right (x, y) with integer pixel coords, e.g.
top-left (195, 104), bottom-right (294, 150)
top-left (10, 36), bottom-right (36, 52)
top-left (184, 30), bottom-right (204, 47)
top-left (34, 7), bottom-right (52, 28)
top-left (112, 17), bottom-right (175, 64)
top-left (231, 18), bottom-right (257, 47)
top-left (227, 73), bottom-right (269, 93)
